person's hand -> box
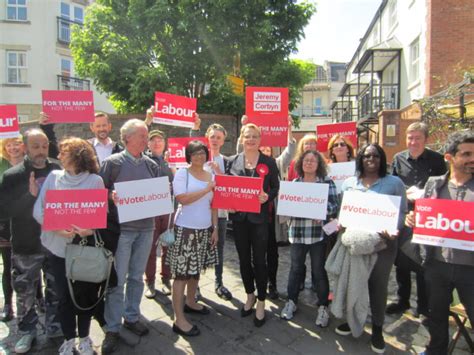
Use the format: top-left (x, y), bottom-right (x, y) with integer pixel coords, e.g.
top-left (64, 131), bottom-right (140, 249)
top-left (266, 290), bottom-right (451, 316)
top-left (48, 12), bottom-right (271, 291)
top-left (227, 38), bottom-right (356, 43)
top-left (111, 190), bottom-right (119, 206)
top-left (145, 105), bottom-right (155, 126)
top-left (207, 161), bottom-right (223, 175)
top-left (70, 225), bottom-right (93, 238)
top-left (206, 180), bottom-right (216, 193)
top-left (164, 151), bottom-right (170, 162)
top-left (39, 112), bottom-right (50, 125)
top-left (57, 229), bottom-right (75, 238)
top-left (192, 112), bottom-right (201, 130)
top-left (288, 115), bottom-right (293, 126)
top-left (378, 229), bottom-right (398, 241)
top-left (210, 228), bottom-right (218, 248)
top-left (241, 115), bottom-right (249, 125)
top-left (29, 172), bottom-right (39, 197)
top-left (258, 191), bottom-right (268, 204)
top-left (405, 211), bottom-right (415, 228)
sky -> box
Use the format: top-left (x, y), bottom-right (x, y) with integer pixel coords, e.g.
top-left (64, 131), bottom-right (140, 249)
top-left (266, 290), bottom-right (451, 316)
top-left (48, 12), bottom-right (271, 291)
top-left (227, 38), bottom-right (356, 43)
top-left (292, 0), bottom-right (382, 65)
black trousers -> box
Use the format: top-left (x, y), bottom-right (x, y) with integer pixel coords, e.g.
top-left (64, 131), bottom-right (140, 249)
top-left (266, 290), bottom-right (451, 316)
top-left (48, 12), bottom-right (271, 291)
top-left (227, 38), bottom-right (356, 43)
top-left (266, 219), bottom-right (278, 287)
top-left (233, 220), bottom-right (268, 301)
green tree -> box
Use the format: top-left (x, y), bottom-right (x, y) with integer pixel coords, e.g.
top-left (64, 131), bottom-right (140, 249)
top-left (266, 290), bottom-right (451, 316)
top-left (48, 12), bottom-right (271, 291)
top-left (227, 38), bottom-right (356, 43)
top-left (71, 0), bottom-right (316, 114)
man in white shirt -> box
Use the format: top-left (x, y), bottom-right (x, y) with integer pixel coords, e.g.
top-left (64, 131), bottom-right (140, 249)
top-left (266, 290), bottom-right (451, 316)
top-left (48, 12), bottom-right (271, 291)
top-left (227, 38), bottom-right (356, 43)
top-left (89, 112), bottom-right (123, 165)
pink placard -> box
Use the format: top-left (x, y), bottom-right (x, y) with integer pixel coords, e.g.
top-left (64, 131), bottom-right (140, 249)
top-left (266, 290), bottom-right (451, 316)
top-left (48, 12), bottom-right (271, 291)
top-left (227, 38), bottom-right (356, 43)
top-left (0, 105), bottom-right (20, 138)
top-left (211, 175), bottom-right (263, 213)
top-left (42, 90), bottom-right (95, 123)
top-left (316, 121), bottom-right (357, 152)
top-left (43, 189), bottom-right (108, 231)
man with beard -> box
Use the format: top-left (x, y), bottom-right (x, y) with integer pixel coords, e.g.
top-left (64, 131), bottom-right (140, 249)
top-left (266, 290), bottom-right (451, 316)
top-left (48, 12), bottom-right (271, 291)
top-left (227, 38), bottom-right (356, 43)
top-left (89, 112), bottom-right (123, 165)
top-left (0, 129), bottom-right (61, 353)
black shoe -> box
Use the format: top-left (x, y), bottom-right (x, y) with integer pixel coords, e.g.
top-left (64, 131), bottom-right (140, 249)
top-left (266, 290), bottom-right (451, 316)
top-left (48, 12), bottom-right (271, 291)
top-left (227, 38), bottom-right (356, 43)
top-left (240, 299), bottom-right (256, 317)
top-left (254, 313), bottom-right (266, 327)
top-left (101, 332), bottom-right (120, 354)
top-left (184, 304), bottom-right (210, 315)
top-left (385, 302), bottom-right (410, 315)
top-left (0, 304), bottom-right (14, 322)
top-left (215, 285), bottom-right (233, 301)
top-left (371, 325), bottom-right (385, 354)
top-left (335, 323), bottom-right (351, 336)
top-left (123, 320), bottom-right (149, 336)
top-left (413, 307), bottom-right (429, 318)
top-left (268, 285), bottom-right (279, 300)
top-left (172, 323), bottom-right (200, 337)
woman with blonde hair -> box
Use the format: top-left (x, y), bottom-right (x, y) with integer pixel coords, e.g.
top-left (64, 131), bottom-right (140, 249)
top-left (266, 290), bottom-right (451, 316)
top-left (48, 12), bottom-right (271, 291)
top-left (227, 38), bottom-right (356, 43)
top-left (327, 134), bottom-right (355, 163)
top-left (287, 133), bottom-right (318, 181)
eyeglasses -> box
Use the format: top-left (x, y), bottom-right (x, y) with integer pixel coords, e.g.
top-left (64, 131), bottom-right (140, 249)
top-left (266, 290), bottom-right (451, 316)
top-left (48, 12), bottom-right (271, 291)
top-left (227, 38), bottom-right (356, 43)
top-left (303, 159), bottom-right (317, 164)
top-left (333, 142), bottom-right (347, 148)
top-left (362, 154), bottom-right (380, 160)
top-left (191, 151), bottom-right (207, 157)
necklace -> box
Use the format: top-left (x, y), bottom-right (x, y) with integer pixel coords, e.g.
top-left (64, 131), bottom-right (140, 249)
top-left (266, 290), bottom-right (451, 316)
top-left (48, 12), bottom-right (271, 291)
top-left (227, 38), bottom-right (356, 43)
top-left (244, 154), bottom-right (258, 169)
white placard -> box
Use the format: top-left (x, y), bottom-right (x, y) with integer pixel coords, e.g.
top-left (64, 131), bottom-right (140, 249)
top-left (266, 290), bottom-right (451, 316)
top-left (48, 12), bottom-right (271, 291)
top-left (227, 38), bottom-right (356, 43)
top-left (339, 191), bottom-right (401, 235)
top-left (328, 161), bottom-right (356, 193)
top-left (277, 181), bottom-right (329, 220)
top-left (114, 177), bottom-right (173, 223)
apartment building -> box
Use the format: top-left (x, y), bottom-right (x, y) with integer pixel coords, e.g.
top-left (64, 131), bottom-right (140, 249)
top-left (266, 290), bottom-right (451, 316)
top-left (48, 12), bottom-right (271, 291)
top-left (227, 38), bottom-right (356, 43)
top-left (0, 0), bottom-right (114, 122)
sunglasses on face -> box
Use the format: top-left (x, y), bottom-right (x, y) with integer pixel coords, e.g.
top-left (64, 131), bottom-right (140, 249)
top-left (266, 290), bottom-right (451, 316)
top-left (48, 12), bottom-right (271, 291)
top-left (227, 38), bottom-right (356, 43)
top-left (362, 154), bottom-right (380, 160)
top-left (333, 142), bottom-right (347, 148)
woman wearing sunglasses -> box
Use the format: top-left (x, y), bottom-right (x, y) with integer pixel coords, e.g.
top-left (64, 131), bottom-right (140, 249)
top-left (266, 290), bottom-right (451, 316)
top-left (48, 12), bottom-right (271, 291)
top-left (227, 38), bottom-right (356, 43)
top-left (327, 134), bottom-right (355, 163)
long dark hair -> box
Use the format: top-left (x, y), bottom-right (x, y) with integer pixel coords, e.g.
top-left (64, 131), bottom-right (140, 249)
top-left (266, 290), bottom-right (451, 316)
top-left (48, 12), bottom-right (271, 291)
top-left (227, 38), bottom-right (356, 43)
top-left (355, 144), bottom-right (387, 178)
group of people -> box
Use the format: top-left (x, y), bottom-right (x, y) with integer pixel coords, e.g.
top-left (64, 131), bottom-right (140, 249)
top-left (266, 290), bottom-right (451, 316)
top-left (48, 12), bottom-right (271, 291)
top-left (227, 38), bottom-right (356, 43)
top-left (0, 110), bottom-right (472, 355)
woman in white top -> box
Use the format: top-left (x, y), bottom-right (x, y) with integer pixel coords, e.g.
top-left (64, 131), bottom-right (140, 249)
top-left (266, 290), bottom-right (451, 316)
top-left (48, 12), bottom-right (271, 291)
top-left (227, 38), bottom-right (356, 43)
top-left (167, 140), bottom-right (218, 337)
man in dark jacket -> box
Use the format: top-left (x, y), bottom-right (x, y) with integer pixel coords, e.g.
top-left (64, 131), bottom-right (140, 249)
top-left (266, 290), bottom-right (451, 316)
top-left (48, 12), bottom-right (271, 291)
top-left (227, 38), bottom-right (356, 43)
top-left (0, 128), bottom-right (61, 353)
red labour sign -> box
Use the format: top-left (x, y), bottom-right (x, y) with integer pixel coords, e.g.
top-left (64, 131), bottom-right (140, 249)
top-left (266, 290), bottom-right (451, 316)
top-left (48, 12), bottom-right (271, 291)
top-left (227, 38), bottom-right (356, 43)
top-left (167, 137), bottom-right (209, 168)
top-left (316, 121), bottom-right (357, 153)
top-left (0, 105), bottom-right (20, 138)
top-left (212, 175), bottom-right (263, 213)
top-left (413, 198), bottom-right (474, 251)
top-left (153, 92), bottom-right (197, 128)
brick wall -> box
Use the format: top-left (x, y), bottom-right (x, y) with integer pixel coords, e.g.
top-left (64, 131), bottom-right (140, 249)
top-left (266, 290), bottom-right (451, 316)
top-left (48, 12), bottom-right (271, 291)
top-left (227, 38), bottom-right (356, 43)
top-left (426, 0), bottom-right (474, 95)
top-left (20, 113), bottom-right (240, 156)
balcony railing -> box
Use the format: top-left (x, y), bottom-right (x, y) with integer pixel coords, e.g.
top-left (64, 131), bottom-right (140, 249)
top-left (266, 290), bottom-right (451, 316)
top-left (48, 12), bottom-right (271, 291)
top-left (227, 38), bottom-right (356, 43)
top-left (57, 75), bottom-right (90, 91)
top-left (358, 83), bottom-right (399, 119)
top-left (57, 17), bottom-right (82, 44)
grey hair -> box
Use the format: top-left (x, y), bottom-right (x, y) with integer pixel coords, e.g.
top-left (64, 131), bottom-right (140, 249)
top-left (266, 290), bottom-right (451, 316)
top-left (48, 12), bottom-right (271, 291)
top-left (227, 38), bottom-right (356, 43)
top-left (406, 121), bottom-right (429, 138)
top-left (23, 128), bottom-right (47, 145)
top-left (120, 119), bottom-right (147, 145)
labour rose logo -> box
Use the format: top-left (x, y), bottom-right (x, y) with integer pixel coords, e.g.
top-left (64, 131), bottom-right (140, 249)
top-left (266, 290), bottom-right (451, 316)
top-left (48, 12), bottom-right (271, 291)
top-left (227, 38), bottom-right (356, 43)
top-left (256, 164), bottom-right (269, 177)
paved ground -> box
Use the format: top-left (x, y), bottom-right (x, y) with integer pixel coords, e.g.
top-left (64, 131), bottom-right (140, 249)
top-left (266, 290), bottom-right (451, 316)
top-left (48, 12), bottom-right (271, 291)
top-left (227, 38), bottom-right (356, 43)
top-left (0, 235), bottom-right (472, 354)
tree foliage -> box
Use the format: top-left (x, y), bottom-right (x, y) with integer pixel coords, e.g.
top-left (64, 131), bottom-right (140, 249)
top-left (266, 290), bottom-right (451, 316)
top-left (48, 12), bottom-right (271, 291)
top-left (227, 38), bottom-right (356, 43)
top-left (71, 0), bottom-right (316, 114)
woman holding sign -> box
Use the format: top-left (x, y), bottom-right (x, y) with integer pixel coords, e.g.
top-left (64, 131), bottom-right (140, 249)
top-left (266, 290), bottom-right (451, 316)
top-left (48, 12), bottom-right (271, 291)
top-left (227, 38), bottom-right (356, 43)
top-left (32, 137), bottom-right (105, 355)
top-left (334, 144), bottom-right (406, 354)
top-left (167, 140), bottom-right (218, 337)
top-left (226, 123), bottom-right (279, 327)
top-left (280, 150), bottom-right (339, 327)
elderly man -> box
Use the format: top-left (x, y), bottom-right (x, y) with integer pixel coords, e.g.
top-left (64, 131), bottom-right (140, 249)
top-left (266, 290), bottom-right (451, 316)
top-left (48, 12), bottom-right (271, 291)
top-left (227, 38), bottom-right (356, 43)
top-left (387, 122), bottom-right (447, 318)
top-left (0, 128), bottom-right (61, 353)
top-left (406, 130), bottom-right (474, 355)
top-left (100, 119), bottom-right (160, 354)
top-left (89, 112), bottom-right (123, 165)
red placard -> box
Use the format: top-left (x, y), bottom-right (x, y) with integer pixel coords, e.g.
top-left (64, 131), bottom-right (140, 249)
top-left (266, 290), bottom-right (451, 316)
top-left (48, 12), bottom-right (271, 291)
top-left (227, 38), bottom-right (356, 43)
top-left (43, 189), bottom-right (108, 231)
top-left (413, 198), bottom-right (474, 251)
top-left (42, 90), bottom-right (95, 123)
top-left (167, 137), bottom-right (209, 168)
top-left (153, 92), bottom-right (197, 128)
top-left (0, 105), bottom-right (20, 138)
top-left (316, 121), bottom-right (357, 153)
top-left (245, 87), bottom-right (289, 147)
top-left (211, 175), bottom-right (263, 213)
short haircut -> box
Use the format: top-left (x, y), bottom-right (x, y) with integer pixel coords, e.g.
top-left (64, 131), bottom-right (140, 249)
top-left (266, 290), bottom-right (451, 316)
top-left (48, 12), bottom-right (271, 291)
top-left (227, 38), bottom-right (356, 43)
top-left (23, 128), bottom-right (47, 145)
top-left (120, 119), bottom-right (147, 145)
top-left (59, 137), bottom-right (99, 174)
top-left (406, 122), bottom-right (429, 138)
top-left (94, 112), bottom-right (110, 122)
top-left (444, 130), bottom-right (474, 156)
top-left (294, 150), bottom-right (328, 179)
top-left (239, 123), bottom-right (261, 143)
top-left (355, 143), bottom-right (387, 178)
top-left (185, 140), bottom-right (209, 163)
top-left (206, 123), bottom-right (227, 138)
top-left (1, 136), bottom-right (23, 161)
top-left (327, 134), bottom-right (355, 162)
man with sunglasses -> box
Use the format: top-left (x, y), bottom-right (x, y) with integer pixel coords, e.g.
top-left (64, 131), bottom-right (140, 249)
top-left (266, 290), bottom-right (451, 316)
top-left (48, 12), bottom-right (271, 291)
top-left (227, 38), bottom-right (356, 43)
top-left (387, 122), bottom-right (447, 319)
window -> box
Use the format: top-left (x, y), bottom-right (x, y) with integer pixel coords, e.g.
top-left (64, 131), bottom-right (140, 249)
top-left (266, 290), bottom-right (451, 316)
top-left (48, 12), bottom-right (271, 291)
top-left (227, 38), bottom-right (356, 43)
top-left (6, 51), bottom-right (27, 84)
top-left (409, 37), bottom-right (420, 83)
top-left (61, 58), bottom-right (72, 76)
top-left (7, 0), bottom-right (27, 21)
top-left (314, 98), bottom-right (322, 114)
top-left (59, 2), bottom-right (84, 43)
top-left (388, 0), bottom-right (397, 30)
top-left (74, 6), bottom-right (83, 23)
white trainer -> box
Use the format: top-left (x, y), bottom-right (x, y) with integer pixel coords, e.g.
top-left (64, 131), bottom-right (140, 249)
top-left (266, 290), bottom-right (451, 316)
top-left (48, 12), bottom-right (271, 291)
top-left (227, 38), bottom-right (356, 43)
top-left (78, 336), bottom-right (94, 355)
top-left (315, 305), bottom-right (330, 328)
top-left (280, 300), bottom-right (297, 320)
top-left (58, 338), bottom-right (76, 355)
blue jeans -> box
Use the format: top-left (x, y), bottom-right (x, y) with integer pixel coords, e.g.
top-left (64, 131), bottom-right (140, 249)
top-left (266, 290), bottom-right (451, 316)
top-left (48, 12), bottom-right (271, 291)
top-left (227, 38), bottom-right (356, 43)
top-left (214, 218), bottom-right (227, 287)
top-left (105, 229), bottom-right (154, 332)
top-left (287, 241), bottom-right (329, 306)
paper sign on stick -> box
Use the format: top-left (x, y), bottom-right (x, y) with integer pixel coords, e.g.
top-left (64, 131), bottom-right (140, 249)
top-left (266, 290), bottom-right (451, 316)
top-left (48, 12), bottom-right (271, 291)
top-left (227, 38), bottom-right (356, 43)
top-left (211, 175), bottom-right (263, 213)
top-left (153, 92), bottom-right (197, 128)
top-left (316, 121), bottom-right (357, 152)
top-left (42, 90), bottom-right (95, 123)
top-left (114, 177), bottom-right (173, 223)
top-left (339, 191), bottom-right (401, 235)
top-left (413, 198), bottom-right (474, 251)
top-left (328, 161), bottom-right (356, 194)
top-left (43, 189), bottom-right (108, 231)
top-left (277, 181), bottom-right (329, 220)
top-left (245, 86), bottom-right (289, 147)
top-left (167, 137), bottom-right (209, 168)
top-left (0, 105), bottom-right (20, 138)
